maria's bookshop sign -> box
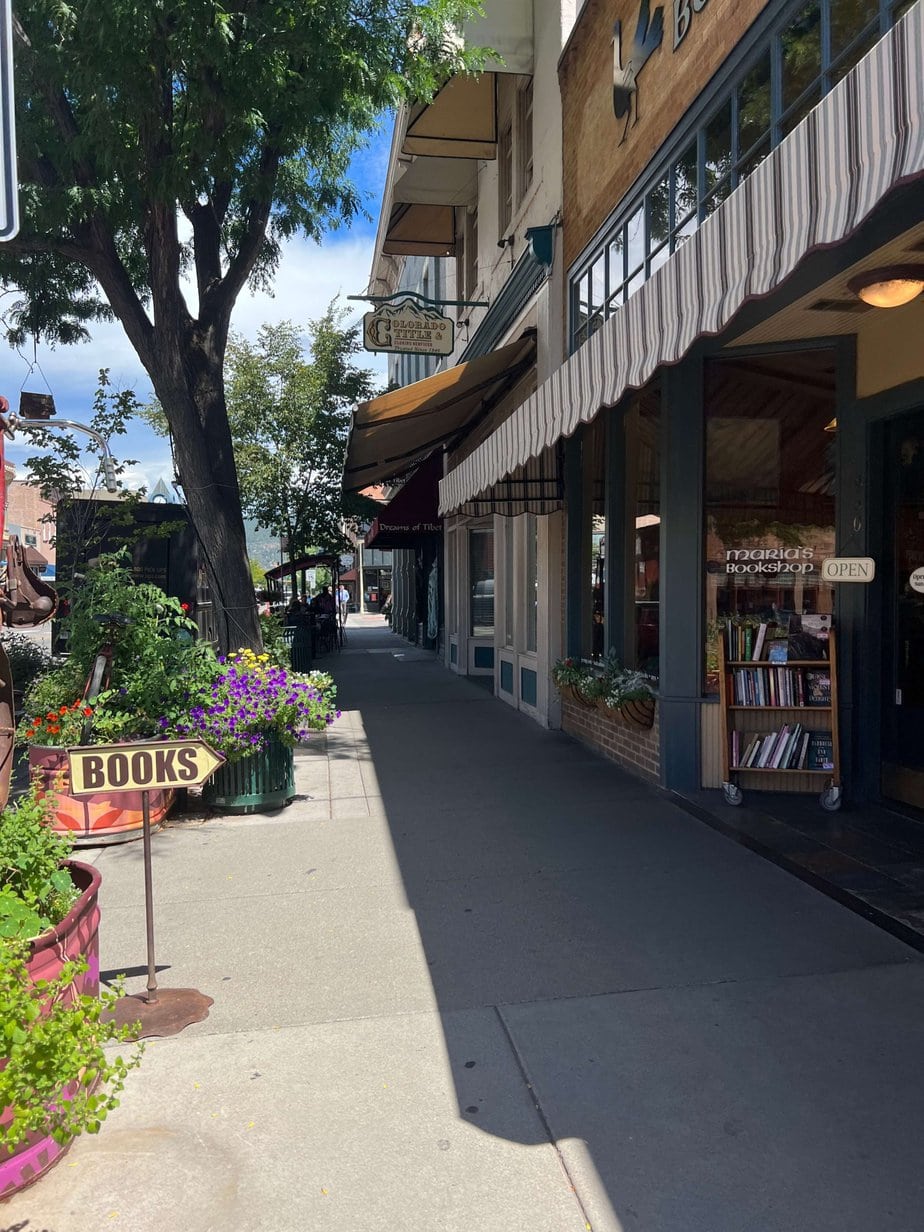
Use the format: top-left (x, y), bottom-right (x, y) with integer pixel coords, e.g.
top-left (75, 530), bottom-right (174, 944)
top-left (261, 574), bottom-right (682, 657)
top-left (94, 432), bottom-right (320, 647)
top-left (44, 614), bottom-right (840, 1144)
top-left (363, 300), bottom-right (454, 357)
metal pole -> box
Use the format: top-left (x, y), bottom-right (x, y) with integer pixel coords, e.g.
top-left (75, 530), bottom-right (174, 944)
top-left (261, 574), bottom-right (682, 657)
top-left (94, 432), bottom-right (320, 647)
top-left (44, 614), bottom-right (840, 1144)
top-left (141, 790), bottom-right (158, 1004)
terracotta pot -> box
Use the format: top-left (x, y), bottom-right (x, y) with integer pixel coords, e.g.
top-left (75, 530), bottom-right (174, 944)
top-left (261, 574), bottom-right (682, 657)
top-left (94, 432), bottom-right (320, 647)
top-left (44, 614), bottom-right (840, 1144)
top-left (28, 746), bottom-right (174, 845)
top-left (0, 861), bottom-right (101, 1200)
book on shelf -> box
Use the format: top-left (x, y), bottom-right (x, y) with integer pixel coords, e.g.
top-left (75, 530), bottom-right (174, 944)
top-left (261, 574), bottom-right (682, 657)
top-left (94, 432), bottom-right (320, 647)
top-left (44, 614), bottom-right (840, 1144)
top-left (806, 731), bottom-right (835, 771)
top-left (767, 640), bottom-right (788, 663)
top-left (804, 669), bottom-right (831, 706)
top-left (751, 624), bottom-right (768, 661)
top-left (788, 613), bottom-right (831, 661)
top-left (732, 724), bottom-right (811, 771)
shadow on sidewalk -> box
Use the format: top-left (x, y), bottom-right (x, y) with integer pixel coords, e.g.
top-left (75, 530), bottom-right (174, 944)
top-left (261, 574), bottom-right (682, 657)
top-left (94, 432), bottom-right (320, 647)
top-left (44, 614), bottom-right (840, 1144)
top-left (326, 624), bottom-right (924, 1232)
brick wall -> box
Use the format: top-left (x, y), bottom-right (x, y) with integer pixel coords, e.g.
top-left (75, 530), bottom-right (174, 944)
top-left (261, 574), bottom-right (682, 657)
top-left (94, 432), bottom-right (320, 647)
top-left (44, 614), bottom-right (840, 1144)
top-left (561, 692), bottom-right (661, 784)
top-left (559, 0), bottom-right (770, 270)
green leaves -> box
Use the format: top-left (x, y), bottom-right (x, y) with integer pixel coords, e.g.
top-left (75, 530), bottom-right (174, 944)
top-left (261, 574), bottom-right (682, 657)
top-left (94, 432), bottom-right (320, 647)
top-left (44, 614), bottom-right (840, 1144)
top-left (0, 782), bottom-right (77, 938)
top-left (0, 942), bottom-right (144, 1155)
top-left (226, 302), bottom-right (376, 558)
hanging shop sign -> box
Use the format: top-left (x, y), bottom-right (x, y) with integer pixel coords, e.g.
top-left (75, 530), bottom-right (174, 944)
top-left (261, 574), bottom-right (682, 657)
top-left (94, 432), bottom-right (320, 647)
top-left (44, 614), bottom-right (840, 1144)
top-left (68, 739), bottom-right (224, 795)
top-left (363, 300), bottom-right (454, 357)
top-left (820, 557), bottom-right (876, 583)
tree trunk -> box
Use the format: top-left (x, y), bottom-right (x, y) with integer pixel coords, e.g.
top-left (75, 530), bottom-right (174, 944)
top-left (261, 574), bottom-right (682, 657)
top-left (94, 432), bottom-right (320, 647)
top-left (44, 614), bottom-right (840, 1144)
top-left (148, 340), bottom-right (262, 654)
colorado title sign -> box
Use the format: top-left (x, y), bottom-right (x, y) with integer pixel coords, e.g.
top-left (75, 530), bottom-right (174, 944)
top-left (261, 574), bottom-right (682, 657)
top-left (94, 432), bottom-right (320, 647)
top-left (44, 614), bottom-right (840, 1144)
top-left (363, 300), bottom-right (454, 356)
top-left (68, 740), bottom-right (224, 795)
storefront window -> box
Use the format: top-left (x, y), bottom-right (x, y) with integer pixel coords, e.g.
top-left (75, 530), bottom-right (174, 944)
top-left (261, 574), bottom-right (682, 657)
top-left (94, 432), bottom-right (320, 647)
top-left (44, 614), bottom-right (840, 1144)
top-left (703, 352), bottom-right (836, 694)
top-left (504, 518), bottom-right (514, 646)
top-left (469, 528), bottom-right (494, 637)
top-left (525, 514), bottom-right (538, 653)
top-left (585, 419), bottom-right (606, 661)
top-left (630, 386), bottom-right (661, 678)
top-left (569, 0), bottom-right (903, 351)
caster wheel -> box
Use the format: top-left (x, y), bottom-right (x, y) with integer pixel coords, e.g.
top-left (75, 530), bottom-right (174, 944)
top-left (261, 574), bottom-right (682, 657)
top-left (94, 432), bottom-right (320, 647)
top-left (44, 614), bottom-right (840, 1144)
top-left (723, 783), bottom-right (743, 806)
top-left (819, 786), bottom-right (842, 812)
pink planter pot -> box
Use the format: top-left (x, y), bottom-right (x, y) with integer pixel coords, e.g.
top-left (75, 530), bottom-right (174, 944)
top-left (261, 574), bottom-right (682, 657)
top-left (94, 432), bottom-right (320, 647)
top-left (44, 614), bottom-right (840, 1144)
top-left (28, 745), bottom-right (174, 845)
top-left (0, 861), bottom-right (101, 1200)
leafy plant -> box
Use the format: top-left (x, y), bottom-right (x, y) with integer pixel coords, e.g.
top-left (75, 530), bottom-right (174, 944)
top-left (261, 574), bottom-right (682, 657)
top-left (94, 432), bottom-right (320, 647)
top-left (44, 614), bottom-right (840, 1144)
top-left (601, 668), bottom-right (655, 709)
top-left (20, 553), bottom-right (217, 745)
top-left (551, 658), bottom-right (605, 700)
top-left (0, 782), bottom-right (77, 941)
top-left (0, 940), bottom-right (143, 1153)
top-left (160, 648), bottom-right (340, 761)
top-left (0, 632), bottom-right (52, 695)
top-left (18, 699), bottom-right (95, 749)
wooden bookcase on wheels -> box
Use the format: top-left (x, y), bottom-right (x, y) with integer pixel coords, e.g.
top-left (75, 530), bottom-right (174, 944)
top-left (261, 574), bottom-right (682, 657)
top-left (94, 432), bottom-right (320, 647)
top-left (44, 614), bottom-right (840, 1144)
top-left (719, 627), bottom-right (842, 812)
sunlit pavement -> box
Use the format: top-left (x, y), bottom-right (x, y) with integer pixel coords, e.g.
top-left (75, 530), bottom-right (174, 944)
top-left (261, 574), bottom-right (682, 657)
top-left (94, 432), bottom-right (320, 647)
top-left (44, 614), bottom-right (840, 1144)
top-left (6, 617), bottom-right (924, 1231)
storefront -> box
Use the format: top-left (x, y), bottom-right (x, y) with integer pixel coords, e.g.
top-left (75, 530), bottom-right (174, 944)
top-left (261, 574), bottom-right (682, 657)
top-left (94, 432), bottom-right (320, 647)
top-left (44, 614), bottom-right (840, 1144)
top-left (439, 0), bottom-right (924, 807)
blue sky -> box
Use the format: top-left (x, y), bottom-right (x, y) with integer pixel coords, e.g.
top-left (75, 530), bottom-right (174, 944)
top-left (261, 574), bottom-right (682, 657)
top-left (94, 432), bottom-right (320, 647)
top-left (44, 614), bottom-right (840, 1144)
top-left (0, 127), bottom-right (393, 493)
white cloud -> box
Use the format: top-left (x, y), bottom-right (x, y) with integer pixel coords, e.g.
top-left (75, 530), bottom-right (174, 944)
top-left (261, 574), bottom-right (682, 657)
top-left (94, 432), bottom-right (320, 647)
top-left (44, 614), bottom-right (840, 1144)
top-left (0, 232), bottom-right (387, 485)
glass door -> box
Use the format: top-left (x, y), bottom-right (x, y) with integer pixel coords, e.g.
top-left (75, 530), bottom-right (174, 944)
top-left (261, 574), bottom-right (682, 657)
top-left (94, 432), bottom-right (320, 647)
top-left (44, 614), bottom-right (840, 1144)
top-left (882, 408), bottom-right (924, 809)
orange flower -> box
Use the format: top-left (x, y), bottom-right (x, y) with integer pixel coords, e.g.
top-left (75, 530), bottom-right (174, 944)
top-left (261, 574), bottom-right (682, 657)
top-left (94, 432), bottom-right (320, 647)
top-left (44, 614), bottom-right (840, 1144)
top-left (31, 717), bottom-right (42, 727)
top-left (83, 707), bottom-right (93, 717)
top-left (59, 706), bottom-right (68, 715)
top-left (48, 725), bottom-right (60, 734)
top-left (46, 712), bottom-right (57, 721)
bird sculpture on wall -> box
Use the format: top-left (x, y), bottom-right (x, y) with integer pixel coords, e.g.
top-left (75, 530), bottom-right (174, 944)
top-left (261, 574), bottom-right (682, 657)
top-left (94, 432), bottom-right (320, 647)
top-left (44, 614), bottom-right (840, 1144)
top-left (613, 0), bottom-right (665, 144)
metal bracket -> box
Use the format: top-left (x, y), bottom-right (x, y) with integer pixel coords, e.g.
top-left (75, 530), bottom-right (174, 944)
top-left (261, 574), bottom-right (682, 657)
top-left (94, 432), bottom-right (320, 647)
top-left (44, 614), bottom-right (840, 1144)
top-left (348, 289), bottom-right (489, 309)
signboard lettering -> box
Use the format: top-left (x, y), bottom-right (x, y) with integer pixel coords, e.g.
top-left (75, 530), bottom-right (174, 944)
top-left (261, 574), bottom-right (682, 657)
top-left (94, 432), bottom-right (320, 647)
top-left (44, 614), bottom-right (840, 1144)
top-left (673, 0), bottom-right (710, 50)
top-left (363, 300), bottom-right (454, 357)
top-left (611, 0), bottom-right (712, 139)
top-left (820, 557), bottom-right (876, 583)
top-left (68, 740), bottom-right (224, 795)
top-left (725, 547), bottom-right (817, 576)
top-left (909, 566), bottom-right (924, 594)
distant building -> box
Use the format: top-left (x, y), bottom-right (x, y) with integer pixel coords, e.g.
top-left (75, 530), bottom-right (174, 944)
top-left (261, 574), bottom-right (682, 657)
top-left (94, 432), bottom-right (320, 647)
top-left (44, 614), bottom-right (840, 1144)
top-left (3, 464), bottom-right (56, 577)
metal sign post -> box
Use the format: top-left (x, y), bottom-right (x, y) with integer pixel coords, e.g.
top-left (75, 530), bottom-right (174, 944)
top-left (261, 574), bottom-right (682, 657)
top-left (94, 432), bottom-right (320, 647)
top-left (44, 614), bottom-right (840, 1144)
top-left (68, 739), bottom-right (224, 1038)
top-left (0, 0), bottom-right (18, 240)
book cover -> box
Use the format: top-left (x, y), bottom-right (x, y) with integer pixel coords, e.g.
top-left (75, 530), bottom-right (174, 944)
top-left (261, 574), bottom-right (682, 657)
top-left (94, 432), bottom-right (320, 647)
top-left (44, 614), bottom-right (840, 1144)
top-left (770, 726), bottom-right (791, 768)
top-left (807, 731), bottom-right (835, 771)
top-left (797, 730), bottom-right (811, 769)
top-left (751, 624), bottom-right (767, 661)
top-left (804, 670), bottom-right (831, 706)
top-left (789, 614), bottom-right (831, 661)
top-left (767, 641), bottom-right (788, 663)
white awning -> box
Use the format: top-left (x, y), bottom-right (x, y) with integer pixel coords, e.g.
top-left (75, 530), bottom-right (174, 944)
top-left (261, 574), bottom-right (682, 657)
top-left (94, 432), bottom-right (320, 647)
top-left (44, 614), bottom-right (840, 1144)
top-left (439, 4), bottom-right (924, 514)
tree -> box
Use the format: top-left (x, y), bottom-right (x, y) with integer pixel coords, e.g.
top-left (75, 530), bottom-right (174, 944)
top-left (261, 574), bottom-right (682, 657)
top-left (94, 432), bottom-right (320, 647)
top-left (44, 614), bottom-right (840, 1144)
top-left (0, 1), bottom-right (481, 650)
top-left (225, 306), bottom-right (379, 579)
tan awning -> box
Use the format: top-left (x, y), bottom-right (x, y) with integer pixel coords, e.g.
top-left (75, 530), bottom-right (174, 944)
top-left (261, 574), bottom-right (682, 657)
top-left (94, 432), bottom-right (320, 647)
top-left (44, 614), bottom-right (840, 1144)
top-left (344, 335), bottom-right (536, 491)
top-left (403, 75), bottom-right (497, 160)
top-left (383, 202), bottom-right (456, 258)
top-left (393, 155), bottom-right (479, 206)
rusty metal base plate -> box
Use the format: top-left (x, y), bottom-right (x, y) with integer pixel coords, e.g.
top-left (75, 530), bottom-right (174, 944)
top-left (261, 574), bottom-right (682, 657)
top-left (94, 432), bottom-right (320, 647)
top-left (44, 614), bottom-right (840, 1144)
top-left (107, 988), bottom-right (214, 1038)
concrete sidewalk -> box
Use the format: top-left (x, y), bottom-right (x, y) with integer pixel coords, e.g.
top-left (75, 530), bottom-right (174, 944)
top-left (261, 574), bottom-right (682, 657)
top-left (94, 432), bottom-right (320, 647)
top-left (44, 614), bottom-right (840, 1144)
top-left (6, 619), bottom-right (924, 1231)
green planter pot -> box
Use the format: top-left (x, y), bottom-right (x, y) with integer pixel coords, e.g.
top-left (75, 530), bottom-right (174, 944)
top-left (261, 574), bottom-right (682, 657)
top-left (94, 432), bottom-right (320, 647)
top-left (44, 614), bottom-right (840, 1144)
top-left (203, 735), bottom-right (295, 815)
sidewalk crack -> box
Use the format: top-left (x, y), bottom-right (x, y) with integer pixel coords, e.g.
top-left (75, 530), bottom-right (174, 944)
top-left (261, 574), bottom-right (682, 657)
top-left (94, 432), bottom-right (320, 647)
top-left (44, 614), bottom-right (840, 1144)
top-left (494, 1004), bottom-right (596, 1232)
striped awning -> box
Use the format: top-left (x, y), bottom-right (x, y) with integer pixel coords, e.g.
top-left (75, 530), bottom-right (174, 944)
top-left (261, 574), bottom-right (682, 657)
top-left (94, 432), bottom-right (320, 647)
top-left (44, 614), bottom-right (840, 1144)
top-left (439, 4), bottom-right (924, 514)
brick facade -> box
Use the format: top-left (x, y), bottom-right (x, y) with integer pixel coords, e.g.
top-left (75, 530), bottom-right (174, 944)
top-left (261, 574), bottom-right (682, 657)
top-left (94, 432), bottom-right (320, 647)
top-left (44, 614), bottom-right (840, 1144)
top-left (559, 0), bottom-right (770, 270)
top-left (561, 692), bottom-right (661, 784)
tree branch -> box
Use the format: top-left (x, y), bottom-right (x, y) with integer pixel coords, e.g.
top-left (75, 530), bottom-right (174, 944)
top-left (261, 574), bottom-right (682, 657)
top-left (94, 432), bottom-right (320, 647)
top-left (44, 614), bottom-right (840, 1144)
top-left (200, 143), bottom-right (281, 337)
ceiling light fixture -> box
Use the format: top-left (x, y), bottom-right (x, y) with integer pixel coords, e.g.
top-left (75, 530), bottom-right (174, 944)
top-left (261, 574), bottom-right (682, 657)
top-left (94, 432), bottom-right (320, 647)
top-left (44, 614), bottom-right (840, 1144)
top-left (847, 265), bottom-right (924, 309)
